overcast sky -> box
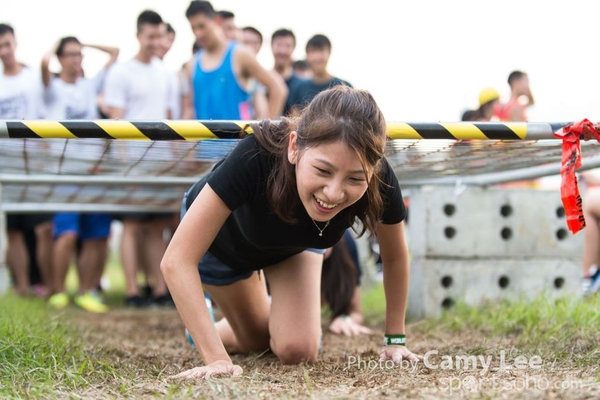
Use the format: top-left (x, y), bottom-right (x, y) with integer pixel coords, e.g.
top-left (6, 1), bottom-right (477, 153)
top-left (2, 0), bottom-right (598, 123)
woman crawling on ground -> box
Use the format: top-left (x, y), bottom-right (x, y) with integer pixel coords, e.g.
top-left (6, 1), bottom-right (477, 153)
top-left (161, 85), bottom-right (420, 378)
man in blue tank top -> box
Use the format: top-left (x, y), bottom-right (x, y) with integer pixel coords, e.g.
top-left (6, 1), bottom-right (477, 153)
top-left (182, 1), bottom-right (286, 120)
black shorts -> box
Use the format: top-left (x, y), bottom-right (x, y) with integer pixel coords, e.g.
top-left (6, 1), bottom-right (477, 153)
top-left (111, 212), bottom-right (174, 222)
top-left (6, 214), bottom-right (54, 231)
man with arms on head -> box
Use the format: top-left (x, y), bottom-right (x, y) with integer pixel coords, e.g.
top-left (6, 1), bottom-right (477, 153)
top-left (41, 36), bottom-right (119, 312)
top-left (182, 1), bottom-right (286, 121)
top-left (287, 34), bottom-right (352, 113)
top-left (496, 70), bottom-right (534, 122)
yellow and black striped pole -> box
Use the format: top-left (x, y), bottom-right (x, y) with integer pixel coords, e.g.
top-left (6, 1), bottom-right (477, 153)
top-left (0, 120), bottom-right (570, 140)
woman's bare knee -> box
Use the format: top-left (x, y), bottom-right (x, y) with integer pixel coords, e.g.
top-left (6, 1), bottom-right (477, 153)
top-left (271, 338), bottom-right (319, 364)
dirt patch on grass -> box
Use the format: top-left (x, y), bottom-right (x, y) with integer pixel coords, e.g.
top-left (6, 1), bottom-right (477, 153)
top-left (71, 308), bottom-right (600, 399)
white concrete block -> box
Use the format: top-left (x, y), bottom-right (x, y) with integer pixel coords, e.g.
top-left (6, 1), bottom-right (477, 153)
top-left (409, 186), bottom-right (583, 258)
top-left (408, 258), bottom-right (580, 319)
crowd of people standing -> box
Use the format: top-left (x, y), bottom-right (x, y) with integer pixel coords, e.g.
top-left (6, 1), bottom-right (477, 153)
top-left (0, 1), bottom-right (358, 315)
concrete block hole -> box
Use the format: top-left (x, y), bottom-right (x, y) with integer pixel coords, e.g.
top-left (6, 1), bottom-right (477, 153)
top-left (500, 227), bottom-right (513, 240)
top-left (554, 277), bottom-right (565, 289)
top-left (500, 204), bottom-right (513, 217)
top-left (441, 297), bottom-right (455, 309)
top-left (440, 275), bottom-right (453, 288)
top-left (498, 275), bottom-right (510, 289)
top-left (444, 226), bottom-right (456, 239)
top-left (443, 204), bottom-right (456, 216)
top-left (555, 228), bottom-right (568, 241)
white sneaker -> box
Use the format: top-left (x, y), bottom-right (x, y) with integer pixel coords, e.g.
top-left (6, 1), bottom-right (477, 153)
top-left (583, 264), bottom-right (600, 297)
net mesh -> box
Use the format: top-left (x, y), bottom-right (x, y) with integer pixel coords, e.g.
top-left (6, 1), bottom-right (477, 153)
top-left (1, 137), bottom-right (600, 212)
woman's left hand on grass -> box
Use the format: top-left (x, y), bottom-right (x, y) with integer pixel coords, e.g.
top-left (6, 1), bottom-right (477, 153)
top-left (173, 360), bottom-right (243, 380)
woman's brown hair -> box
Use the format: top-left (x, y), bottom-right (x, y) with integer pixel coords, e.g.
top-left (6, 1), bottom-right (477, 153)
top-left (321, 236), bottom-right (358, 318)
top-left (245, 85), bottom-right (387, 237)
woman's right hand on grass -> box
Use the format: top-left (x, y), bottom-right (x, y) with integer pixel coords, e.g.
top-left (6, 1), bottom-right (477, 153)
top-left (174, 360), bottom-right (243, 379)
top-left (329, 315), bottom-right (373, 336)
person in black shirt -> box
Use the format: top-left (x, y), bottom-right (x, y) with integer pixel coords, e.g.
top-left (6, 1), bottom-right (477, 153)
top-left (287, 34), bottom-right (352, 114)
top-left (161, 85), bottom-right (419, 378)
top-left (270, 28), bottom-right (307, 116)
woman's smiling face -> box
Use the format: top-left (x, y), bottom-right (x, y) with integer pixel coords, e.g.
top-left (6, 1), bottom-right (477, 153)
top-left (288, 131), bottom-right (373, 222)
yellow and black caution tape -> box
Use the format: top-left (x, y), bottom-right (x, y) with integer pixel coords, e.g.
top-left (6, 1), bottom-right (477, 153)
top-left (0, 120), bottom-right (570, 141)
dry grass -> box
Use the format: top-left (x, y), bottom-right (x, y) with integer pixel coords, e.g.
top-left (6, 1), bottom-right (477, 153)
top-left (64, 306), bottom-right (600, 399)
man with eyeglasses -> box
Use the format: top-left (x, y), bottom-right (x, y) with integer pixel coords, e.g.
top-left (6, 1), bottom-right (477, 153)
top-left (40, 35), bottom-right (119, 313)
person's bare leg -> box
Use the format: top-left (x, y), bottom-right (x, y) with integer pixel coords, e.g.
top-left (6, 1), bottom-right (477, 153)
top-left (120, 219), bottom-right (143, 297)
top-left (77, 239), bottom-right (107, 294)
top-left (91, 238), bottom-right (108, 291)
top-left (137, 222), bottom-right (153, 292)
top-left (34, 221), bottom-right (54, 292)
top-left (7, 230), bottom-right (30, 295)
top-left (264, 251), bottom-right (323, 364)
top-left (582, 189), bottom-right (600, 277)
top-left (145, 218), bottom-right (169, 297)
top-left (51, 232), bottom-right (77, 294)
top-left (204, 271), bottom-right (271, 354)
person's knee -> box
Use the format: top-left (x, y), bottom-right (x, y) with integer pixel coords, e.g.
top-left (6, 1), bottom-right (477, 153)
top-left (7, 230), bottom-right (23, 240)
top-left (271, 338), bottom-right (319, 364)
top-left (56, 231), bottom-right (77, 240)
top-left (34, 221), bottom-right (53, 236)
top-left (123, 220), bottom-right (142, 233)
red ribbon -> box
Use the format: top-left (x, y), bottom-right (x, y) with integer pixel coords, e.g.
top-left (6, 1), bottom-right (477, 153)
top-left (553, 119), bottom-right (600, 234)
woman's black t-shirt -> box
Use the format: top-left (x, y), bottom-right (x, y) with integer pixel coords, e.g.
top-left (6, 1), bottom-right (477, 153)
top-left (185, 135), bottom-right (406, 273)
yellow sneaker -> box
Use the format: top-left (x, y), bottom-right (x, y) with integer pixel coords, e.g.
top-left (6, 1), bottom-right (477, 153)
top-left (74, 292), bottom-right (108, 313)
top-left (48, 292), bottom-right (69, 309)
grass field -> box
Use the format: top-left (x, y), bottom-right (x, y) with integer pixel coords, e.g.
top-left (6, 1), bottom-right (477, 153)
top-left (2, 259), bottom-right (600, 399)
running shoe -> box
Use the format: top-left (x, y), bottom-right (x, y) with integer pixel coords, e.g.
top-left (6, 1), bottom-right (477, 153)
top-left (48, 292), bottom-right (69, 309)
top-left (154, 293), bottom-right (176, 308)
top-left (75, 292), bottom-right (108, 313)
top-left (125, 295), bottom-right (153, 308)
top-left (589, 265), bottom-right (600, 295)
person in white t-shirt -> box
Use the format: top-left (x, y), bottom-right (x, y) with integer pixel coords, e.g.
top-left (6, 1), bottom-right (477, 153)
top-left (103, 10), bottom-right (175, 308)
top-left (0, 23), bottom-right (53, 297)
top-left (0, 24), bottom-right (43, 119)
top-left (103, 12), bottom-right (173, 122)
top-left (41, 36), bottom-right (119, 313)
